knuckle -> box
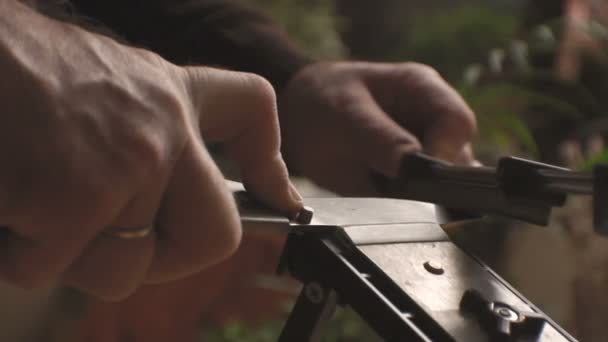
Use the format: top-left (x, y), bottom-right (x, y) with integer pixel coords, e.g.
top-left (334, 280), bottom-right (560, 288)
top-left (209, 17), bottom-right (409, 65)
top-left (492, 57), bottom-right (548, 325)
top-left (80, 184), bottom-right (118, 220)
top-left (402, 62), bottom-right (441, 78)
top-left (214, 219), bottom-right (242, 261)
top-left (196, 206), bottom-right (243, 266)
top-left (60, 83), bottom-right (184, 188)
top-left (459, 109), bottom-right (478, 138)
top-left (436, 106), bottom-right (477, 144)
top-left (242, 74), bottom-right (278, 114)
top-left (205, 208), bottom-right (243, 262)
top-left (108, 124), bottom-right (178, 188)
top-left (442, 104), bottom-right (478, 141)
top-left (130, 129), bottom-right (171, 177)
top-left (408, 137), bottom-right (423, 151)
top-left (396, 63), bottom-right (478, 141)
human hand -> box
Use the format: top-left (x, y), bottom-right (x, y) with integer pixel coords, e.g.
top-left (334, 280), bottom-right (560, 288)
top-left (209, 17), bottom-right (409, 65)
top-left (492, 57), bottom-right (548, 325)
top-left (279, 61), bottom-right (478, 195)
top-left (0, 0), bottom-right (301, 300)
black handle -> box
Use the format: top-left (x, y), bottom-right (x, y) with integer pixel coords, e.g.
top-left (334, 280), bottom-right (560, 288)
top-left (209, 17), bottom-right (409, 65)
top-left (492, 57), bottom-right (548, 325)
top-left (375, 153), bottom-right (600, 228)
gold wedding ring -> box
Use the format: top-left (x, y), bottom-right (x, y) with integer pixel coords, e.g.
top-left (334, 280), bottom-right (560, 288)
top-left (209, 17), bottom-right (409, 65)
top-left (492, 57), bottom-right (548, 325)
top-left (103, 226), bottom-right (154, 239)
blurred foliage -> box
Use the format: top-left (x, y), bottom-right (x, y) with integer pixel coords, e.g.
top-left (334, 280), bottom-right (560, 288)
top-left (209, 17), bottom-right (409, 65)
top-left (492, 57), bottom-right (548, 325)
top-left (201, 306), bottom-right (381, 342)
top-left (461, 82), bottom-right (542, 158)
top-left (243, 0), bottom-right (347, 59)
top-left (581, 149), bottom-right (608, 170)
top-left (461, 18), bottom-right (608, 163)
top-left (391, 5), bottom-right (520, 81)
top-left (202, 320), bottom-right (281, 342)
top-left (242, 0), bottom-right (608, 164)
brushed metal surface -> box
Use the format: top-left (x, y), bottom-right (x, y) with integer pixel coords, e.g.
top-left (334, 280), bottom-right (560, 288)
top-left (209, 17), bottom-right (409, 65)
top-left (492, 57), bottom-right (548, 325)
top-left (231, 180), bottom-right (447, 243)
top-left (343, 223), bottom-right (448, 245)
top-left (359, 242), bottom-right (570, 341)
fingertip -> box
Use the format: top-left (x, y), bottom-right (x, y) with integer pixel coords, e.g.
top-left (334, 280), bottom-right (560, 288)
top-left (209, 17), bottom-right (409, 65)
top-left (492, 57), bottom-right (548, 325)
top-left (288, 181), bottom-right (305, 213)
top-left (242, 156), bottom-right (303, 218)
top-left (243, 177), bottom-right (303, 218)
top-left (289, 181), bottom-right (304, 203)
top-left (437, 143), bottom-right (478, 166)
top-left (456, 144), bottom-right (479, 166)
top-left (471, 159), bottom-right (483, 167)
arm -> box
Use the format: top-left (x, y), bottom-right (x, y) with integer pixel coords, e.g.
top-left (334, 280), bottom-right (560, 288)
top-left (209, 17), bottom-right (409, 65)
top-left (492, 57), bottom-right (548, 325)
top-left (69, 0), bottom-right (314, 91)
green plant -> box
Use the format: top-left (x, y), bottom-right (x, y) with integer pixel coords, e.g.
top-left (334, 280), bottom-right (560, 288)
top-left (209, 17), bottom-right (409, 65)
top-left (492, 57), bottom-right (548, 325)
top-left (200, 306), bottom-right (381, 342)
top-left (393, 5), bottom-right (519, 81)
top-left (245, 0), bottom-right (346, 59)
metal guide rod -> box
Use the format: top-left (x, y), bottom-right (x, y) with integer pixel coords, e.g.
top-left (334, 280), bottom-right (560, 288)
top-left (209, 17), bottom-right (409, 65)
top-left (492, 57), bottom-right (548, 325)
top-left (377, 153), bottom-right (606, 234)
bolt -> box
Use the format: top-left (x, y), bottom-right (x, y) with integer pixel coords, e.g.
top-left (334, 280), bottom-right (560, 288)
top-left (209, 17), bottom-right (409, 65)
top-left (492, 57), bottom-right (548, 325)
top-left (423, 261), bottom-right (444, 275)
top-left (494, 305), bottom-right (519, 321)
top-left (292, 206), bottom-right (314, 224)
top-left (304, 282), bottom-right (324, 304)
top-left (234, 191), bottom-right (249, 203)
top-left (497, 308), bottom-right (511, 317)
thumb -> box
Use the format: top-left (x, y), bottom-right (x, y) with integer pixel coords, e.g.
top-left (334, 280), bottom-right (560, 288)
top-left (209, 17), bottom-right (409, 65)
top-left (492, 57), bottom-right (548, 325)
top-left (182, 67), bottom-right (302, 215)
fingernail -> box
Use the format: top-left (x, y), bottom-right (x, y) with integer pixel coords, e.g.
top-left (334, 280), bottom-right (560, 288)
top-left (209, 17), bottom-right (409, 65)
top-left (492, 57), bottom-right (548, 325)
top-left (471, 159), bottom-right (483, 167)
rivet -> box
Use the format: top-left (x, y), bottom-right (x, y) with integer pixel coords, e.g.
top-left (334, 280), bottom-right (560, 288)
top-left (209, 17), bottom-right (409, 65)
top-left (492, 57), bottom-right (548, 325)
top-left (423, 261), bottom-right (444, 275)
top-left (293, 206), bottom-right (314, 224)
top-left (304, 282), bottom-right (324, 304)
top-left (494, 306), bottom-right (519, 321)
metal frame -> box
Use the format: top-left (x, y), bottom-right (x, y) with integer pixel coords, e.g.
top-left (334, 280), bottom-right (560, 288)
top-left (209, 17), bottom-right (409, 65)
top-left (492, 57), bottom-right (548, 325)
top-left (277, 227), bottom-right (577, 341)
top-left (233, 153), bottom-right (607, 341)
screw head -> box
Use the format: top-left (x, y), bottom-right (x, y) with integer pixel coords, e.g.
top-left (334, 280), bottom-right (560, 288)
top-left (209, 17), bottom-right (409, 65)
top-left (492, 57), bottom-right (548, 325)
top-left (423, 261), bottom-right (444, 275)
top-left (304, 282), bottom-right (324, 304)
top-left (493, 305), bottom-right (519, 321)
top-left (292, 206), bottom-right (314, 224)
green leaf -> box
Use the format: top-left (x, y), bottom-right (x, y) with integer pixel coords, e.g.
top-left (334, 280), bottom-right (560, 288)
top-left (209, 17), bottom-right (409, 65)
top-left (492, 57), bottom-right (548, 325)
top-left (580, 149), bottom-right (608, 171)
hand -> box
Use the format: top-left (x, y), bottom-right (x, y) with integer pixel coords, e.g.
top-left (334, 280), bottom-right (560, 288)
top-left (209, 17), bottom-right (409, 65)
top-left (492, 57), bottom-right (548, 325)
top-left (279, 61), bottom-right (477, 195)
top-left (0, 0), bottom-right (302, 300)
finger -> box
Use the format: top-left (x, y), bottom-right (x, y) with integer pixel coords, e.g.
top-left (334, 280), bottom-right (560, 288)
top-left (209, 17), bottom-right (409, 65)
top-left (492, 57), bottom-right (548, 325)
top-left (340, 80), bottom-right (422, 178)
top-left (362, 63), bottom-right (477, 162)
top-left (0, 187), bottom-right (124, 289)
top-left (311, 158), bottom-right (380, 196)
top-left (402, 68), bottom-right (476, 162)
top-left (422, 97), bottom-right (477, 163)
top-left (59, 143), bottom-right (173, 300)
top-left (63, 231), bottom-right (155, 301)
top-left (62, 186), bottom-right (164, 300)
top-left (145, 138), bottom-right (242, 283)
top-left (184, 67), bottom-right (303, 215)
top-left (0, 230), bottom-right (84, 288)
top-left (452, 143), bottom-right (479, 166)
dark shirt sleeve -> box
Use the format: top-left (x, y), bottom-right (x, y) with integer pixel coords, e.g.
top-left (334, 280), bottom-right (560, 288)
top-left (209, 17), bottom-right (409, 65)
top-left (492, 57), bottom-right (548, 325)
top-left (69, 0), bottom-right (314, 90)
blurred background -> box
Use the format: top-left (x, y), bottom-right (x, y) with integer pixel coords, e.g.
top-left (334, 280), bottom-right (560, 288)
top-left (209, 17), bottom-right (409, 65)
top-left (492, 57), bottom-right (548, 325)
top-left (201, 0), bottom-right (608, 340)
top-left (3, 0), bottom-right (608, 341)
